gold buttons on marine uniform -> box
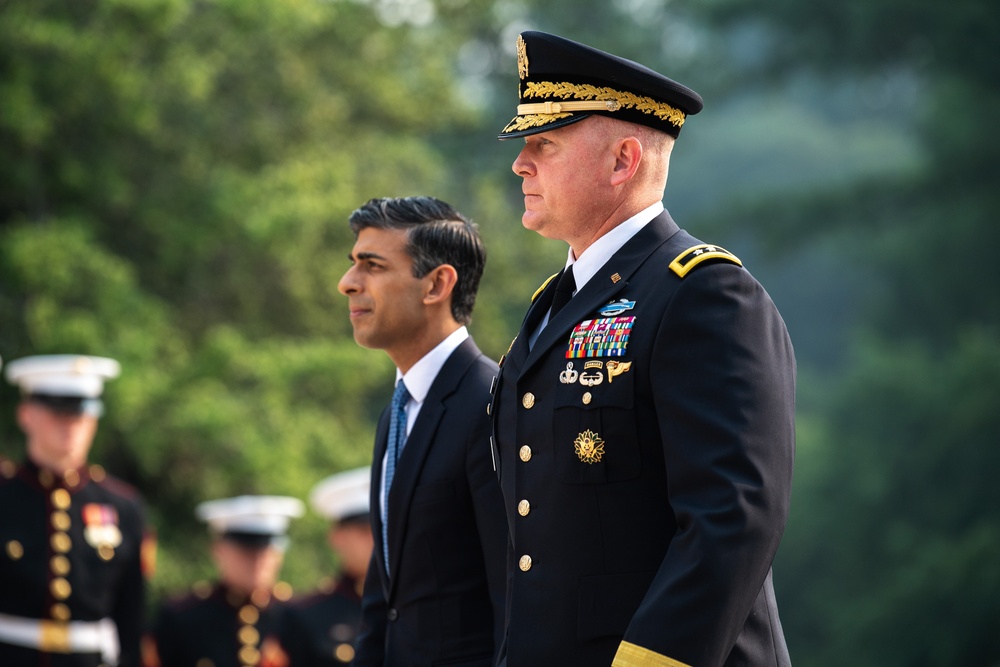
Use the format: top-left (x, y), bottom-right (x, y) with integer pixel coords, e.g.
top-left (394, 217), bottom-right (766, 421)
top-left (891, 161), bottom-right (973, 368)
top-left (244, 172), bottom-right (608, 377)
top-left (98, 545), bottom-right (115, 561)
top-left (51, 511), bottom-right (71, 531)
top-left (521, 392), bottom-right (535, 409)
top-left (518, 555), bottom-right (532, 572)
top-left (582, 392), bottom-right (592, 405)
top-left (517, 500), bottom-right (531, 516)
top-left (51, 533), bottom-right (72, 553)
top-left (238, 645), bottom-right (260, 665)
top-left (63, 469), bottom-right (80, 488)
top-left (51, 555), bottom-right (71, 576)
top-left (51, 603), bottom-right (71, 621)
top-left (335, 644), bottom-right (356, 663)
top-left (238, 626), bottom-right (260, 645)
top-left (519, 446), bottom-right (532, 462)
top-left (50, 578), bottom-right (72, 600)
top-left (6, 540), bottom-right (23, 560)
top-left (51, 488), bottom-right (71, 510)
top-left (239, 605), bottom-right (259, 625)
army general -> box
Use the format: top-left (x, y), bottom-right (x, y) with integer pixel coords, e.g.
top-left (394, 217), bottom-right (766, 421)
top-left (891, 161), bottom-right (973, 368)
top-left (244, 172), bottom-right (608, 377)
top-left (489, 31), bottom-right (796, 667)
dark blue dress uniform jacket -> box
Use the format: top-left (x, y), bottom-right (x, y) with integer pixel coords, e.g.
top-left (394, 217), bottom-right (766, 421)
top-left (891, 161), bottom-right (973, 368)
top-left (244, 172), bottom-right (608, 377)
top-left (0, 457), bottom-right (149, 667)
top-left (279, 575), bottom-right (362, 666)
top-left (490, 211), bottom-right (795, 667)
top-left (353, 338), bottom-right (508, 667)
top-left (149, 582), bottom-right (288, 667)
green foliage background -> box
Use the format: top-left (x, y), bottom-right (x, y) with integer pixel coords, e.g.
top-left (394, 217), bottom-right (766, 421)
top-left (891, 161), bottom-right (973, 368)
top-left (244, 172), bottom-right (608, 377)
top-left (1, 0), bottom-right (997, 663)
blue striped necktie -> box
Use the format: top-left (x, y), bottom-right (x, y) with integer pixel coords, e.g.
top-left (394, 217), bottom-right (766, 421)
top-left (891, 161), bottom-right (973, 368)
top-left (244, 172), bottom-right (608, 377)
top-left (383, 379), bottom-right (410, 573)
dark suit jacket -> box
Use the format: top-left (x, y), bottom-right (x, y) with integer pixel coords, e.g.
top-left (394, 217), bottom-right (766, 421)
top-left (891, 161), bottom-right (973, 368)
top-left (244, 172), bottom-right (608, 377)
top-left (490, 211), bottom-right (796, 667)
top-left (353, 337), bottom-right (507, 667)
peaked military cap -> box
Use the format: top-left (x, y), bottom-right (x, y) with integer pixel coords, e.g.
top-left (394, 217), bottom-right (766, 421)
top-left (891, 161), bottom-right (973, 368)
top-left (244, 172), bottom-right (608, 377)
top-left (4, 354), bottom-right (121, 416)
top-left (498, 30), bottom-right (703, 140)
top-left (196, 495), bottom-right (305, 549)
top-left (309, 467), bottom-right (370, 524)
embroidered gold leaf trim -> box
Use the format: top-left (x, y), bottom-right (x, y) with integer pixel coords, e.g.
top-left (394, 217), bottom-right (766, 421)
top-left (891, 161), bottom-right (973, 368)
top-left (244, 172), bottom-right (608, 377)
top-left (503, 112), bottom-right (573, 133)
top-left (524, 81), bottom-right (686, 127)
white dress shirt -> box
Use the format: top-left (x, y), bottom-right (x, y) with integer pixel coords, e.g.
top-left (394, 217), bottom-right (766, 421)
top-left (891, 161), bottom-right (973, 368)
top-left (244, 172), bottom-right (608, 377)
top-left (530, 201), bottom-right (664, 346)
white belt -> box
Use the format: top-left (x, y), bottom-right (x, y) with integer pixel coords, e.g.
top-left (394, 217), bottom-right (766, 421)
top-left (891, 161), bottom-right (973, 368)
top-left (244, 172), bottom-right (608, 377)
top-left (0, 613), bottom-right (120, 665)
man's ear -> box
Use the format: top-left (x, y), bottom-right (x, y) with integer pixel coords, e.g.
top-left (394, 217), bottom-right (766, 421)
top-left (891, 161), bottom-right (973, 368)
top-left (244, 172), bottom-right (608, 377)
top-left (610, 136), bottom-right (643, 187)
top-left (423, 264), bottom-right (459, 306)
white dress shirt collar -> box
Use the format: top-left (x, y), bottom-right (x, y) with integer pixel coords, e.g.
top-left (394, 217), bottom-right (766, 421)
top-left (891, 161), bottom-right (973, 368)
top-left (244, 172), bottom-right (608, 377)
top-left (565, 201), bottom-right (664, 292)
top-left (395, 326), bottom-right (469, 406)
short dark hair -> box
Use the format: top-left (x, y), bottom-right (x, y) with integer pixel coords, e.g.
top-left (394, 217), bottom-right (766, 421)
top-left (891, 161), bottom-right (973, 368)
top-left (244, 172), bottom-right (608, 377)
top-left (348, 196), bottom-right (486, 325)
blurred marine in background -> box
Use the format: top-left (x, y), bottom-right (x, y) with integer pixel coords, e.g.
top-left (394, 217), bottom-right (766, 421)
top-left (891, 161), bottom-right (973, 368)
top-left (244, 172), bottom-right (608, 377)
top-left (144, 495), bottom-right (303, 667)
top-left (279, 466), bottom-right (373, 666)
top-left (0, 354), bottom-right (153, 667)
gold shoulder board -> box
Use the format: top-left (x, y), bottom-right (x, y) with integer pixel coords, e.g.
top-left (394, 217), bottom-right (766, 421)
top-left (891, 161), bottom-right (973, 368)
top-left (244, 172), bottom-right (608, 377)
top-left (668, 244), bottom-right (742, 278)
top-left (531, 273), bottom-right (559, 302)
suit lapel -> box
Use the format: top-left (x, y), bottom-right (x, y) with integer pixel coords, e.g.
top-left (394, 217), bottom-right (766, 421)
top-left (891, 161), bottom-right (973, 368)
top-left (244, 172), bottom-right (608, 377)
top-left (384, 338), bottom-right (481, 597)
top-left (521, 212), bottom-right (680, 377)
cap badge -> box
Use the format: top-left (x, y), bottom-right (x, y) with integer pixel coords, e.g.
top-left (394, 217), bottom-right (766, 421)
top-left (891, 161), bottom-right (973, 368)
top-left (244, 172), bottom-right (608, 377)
top-left (516, 34), bottom-right (529, 80)
top-left (574, 429), bottom-right (605, 464)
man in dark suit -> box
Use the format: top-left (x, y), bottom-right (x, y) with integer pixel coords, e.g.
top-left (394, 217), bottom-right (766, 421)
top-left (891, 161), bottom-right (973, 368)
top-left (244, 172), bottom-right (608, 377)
top-left (489, 32), bottom-right (796, 667)
top-left (338, 196), bottom-right (507, 667)
top-left (0, 354), bottom-right (151, 667)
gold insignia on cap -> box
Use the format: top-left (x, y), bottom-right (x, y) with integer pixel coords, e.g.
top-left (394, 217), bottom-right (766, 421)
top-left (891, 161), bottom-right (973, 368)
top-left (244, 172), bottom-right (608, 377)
top-left (504, 77), bottom-right (687, 132)
top-left (574, 429), bottom-right (605, 464)
top-left (516, 34), bottom-right (529, 80)
top-left (72, 356), bottom-right (93, 374)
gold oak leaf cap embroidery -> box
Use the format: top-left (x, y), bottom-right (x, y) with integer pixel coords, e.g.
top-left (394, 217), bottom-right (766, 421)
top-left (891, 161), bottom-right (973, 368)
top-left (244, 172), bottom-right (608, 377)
top-left (499, 31), bottom-right (703, 140)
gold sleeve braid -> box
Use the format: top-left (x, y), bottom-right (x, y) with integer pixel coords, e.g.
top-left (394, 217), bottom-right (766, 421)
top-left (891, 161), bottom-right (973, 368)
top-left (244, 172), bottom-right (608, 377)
top-left (613, 641), bottom-right (693, 667)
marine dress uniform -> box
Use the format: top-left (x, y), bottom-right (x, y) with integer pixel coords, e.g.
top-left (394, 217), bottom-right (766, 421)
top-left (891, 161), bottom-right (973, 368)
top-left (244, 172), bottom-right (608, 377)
top-left (489, 32), bottom-right (796, 667)
top-left (280, 467), bottom-right (370, 666)
top-left (0, 355), bottom-right (151, 667)
top-left (146, 496), bottom-right (303, 667)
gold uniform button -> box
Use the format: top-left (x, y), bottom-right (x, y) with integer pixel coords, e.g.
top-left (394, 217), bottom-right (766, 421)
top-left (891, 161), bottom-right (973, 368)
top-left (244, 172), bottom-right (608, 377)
top-left (51, 603), bottom-right (71, 621)
top-left (273, 581), bottom-right (293, 601)
top-left (51, 511), bottom-right (71, 531)
top-left (39, 470), bottom-right (55, 488)
top-left (89, 465), bottom-right (107, 483)
top-left (517, 500), bottom-right (531, 516)
top-left (582, 392), bottom-right (592, 405)
top-left (51, 555), bottom-right (71, 575)
top-left (238, 646), bottom-right (260, 665)
top-left (6, 540), bottom-right (23, 560)
top-left (98, 545), bottom-right (115, 561)
top-left (518, 555), bottom-right (532, 572)
top-left (51, 489), bottom-right (71, 510)
top-left (521, 392), bottom-right (535, 409)
top-left (51, 533), bottom-right (72, 553)
top-left (334, 643), bottom-right (355, 663)
top-left (239, 605), bottom-right (259, 625)
top-left (519, 446), bottom-right (532, 462)
top-left (51, 578), bottom-right (72, 599)
top-left (238, 625), bottom-right (259, 645)
top-left (63, 469), bottom-right (80, 488)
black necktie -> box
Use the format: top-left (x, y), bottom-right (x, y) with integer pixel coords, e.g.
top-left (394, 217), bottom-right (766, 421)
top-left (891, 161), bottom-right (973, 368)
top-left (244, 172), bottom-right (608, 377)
top-left (550, 265), bottom-right (576, 317)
